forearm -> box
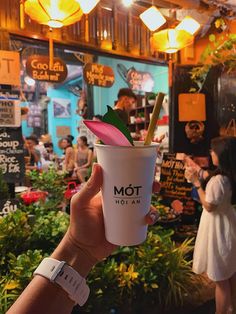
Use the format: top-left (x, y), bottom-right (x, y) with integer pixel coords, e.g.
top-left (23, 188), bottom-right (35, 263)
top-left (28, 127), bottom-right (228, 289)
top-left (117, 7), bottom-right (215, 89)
top-left (193, 180), bottom-right (215, 212)
top-left (7, 232), bottom-right (96, 314)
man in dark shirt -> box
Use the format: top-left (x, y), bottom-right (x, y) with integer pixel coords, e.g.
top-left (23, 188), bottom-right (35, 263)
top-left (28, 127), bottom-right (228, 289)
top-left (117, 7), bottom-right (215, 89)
top-left (114, 88), bottom-right (137, 125)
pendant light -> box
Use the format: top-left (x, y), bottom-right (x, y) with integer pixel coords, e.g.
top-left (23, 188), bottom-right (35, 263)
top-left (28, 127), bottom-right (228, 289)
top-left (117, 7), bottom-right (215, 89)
top-left (151, 16), bottom-right (201, 53)
top-left (140, 5), bottom-right (166, 32)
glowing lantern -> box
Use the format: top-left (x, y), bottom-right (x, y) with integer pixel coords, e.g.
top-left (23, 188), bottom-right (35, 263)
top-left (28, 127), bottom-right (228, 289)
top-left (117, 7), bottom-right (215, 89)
top-left (151, 28), bottom-right (194, 54)
top-left (24, 0), bottom-right (84, 28)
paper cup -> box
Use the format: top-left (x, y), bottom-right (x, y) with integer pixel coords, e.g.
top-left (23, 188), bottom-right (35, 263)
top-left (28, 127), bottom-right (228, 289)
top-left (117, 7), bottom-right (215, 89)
top-left (95, 141), bottom-right (158, 246)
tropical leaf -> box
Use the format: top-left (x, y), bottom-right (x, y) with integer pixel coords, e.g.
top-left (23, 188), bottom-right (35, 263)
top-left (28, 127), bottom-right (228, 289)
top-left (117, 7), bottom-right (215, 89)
top-left (102, 106), bottom-right (134, 145)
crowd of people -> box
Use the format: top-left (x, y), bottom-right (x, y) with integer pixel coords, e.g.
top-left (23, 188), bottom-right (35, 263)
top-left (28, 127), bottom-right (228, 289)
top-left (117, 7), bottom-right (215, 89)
top-left (23, 133), bottom-right (94, 183)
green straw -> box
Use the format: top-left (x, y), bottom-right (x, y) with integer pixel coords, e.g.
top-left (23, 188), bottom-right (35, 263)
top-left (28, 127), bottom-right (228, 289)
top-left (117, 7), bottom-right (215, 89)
top-left (144, 92), bottom-right (165, 145)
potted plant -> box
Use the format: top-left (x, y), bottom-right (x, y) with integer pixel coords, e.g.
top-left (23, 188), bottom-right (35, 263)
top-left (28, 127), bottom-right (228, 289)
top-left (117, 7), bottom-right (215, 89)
top-left (147, 93), bottom-right (157, 106)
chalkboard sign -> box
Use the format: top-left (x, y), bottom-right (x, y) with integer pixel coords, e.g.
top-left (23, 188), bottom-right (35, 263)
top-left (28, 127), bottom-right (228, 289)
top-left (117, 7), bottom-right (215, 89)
top-left (160, 153), bottom-right (196, 216)
top-left (0, 127), bottom-right (25, 183)
top-left (0, 199), bottom-right (19, 217)
top-left (83, 63), bottom-right (115, 87)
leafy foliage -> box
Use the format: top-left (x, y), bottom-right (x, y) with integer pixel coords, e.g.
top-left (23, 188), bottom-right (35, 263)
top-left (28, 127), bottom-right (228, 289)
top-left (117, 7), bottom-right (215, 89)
top-left (84, 227), bottom-right (200, 313)
top-left (189, 33), bottom-right (236, 92)
top-left (0, 250), bottom-right (45, 313)
top-left (26, 167), bottom-right (67, 207)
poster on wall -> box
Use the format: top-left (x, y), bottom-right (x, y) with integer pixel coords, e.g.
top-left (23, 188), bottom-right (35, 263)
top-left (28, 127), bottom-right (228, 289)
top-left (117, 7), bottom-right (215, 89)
top-left (27, 103), bottom-right (42, 128)
top-left (56, 126), bottom-right (71, 138)
top-left (0, 127), bottom-right (25, 183)
top-left (0, 100), bottom-right (21, 127)
top-left (53, 98), bottom-right (71, 118)
top-left (117, 64), bottom-right (154, 92)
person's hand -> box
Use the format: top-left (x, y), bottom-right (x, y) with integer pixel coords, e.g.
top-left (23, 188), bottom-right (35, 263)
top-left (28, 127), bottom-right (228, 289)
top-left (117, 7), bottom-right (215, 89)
top-left (68, 164), bottom-right (158, 263)
top-left (184, 166), bottom-right (199, 184)
top-left (183, 155), bottom-right (201, 173)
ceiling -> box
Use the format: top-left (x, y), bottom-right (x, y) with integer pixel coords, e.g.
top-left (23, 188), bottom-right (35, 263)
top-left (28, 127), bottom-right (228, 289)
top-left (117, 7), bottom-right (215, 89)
top-left (121, 0), bottom-right (236, 38)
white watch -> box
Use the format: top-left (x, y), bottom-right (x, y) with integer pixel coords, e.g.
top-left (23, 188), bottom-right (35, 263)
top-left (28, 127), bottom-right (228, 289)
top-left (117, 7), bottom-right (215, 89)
top-left (33, 257), bottom-right (90, 306)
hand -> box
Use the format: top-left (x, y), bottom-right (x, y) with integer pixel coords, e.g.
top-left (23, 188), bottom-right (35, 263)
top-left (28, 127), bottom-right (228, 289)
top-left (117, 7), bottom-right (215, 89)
top-left (184, 166), bottom-right (199, 184)
top-left (183, 155), bottom-right (201, 173)
top-left (68, 164), bottom-right (158, 263)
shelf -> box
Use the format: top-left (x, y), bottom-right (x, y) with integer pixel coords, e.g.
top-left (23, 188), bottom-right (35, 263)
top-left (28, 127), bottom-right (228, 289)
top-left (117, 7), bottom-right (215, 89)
top-left (131, 104), bottom-right (154, 111)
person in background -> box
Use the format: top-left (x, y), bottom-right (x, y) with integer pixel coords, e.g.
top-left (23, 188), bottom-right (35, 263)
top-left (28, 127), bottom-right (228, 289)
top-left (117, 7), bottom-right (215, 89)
top-left (60, 137), bottom-right (75, 177)
top-left (74, 136), bottom-right (93, 182)
top-left (114, 88), bottom-right (137, 125)
top-left (6, 164), bottom-right (158, 314)
top-left (184, 136), bottom-right (236, 314)
top-left (24, 135), bottom-right (41, 171)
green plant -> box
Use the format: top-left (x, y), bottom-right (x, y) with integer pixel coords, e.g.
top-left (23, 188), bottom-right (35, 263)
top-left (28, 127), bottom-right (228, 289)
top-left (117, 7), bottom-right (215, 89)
top-left (0, 169), bottom-right (9, 200)
top-left (0, 206), bottom-right (69, 312)
top-left (147, 93), bottom-right (156, 100)
top-left (189, 33), bottom-right (236, 92)
top-left (0, 210), bottom-right (32, 271)
top-left (83, 226), bottom-right (201, 313)
top-left (26, 167), bottom-right (67, 207)
top-left (29, 209), bottom-right (69, 251)
top-left (0, 250), bottom-right (46, 313)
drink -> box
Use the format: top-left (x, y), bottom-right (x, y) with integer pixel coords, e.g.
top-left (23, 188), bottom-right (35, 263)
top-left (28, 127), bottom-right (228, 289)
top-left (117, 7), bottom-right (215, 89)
top-left (95, 141), bottom-right (158, 246)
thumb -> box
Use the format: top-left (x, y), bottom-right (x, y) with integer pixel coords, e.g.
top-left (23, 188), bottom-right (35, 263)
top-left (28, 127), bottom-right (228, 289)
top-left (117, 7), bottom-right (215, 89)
top-left (71, 163), bottom-right (103, 210)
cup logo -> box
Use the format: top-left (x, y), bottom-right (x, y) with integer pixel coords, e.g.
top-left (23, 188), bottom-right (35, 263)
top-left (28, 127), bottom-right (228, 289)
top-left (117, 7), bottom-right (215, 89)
top-left (113, 184), bottom-right (142, 205)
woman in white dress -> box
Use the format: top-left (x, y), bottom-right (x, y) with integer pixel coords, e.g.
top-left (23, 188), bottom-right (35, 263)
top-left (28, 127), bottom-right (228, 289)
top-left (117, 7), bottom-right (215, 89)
top-left (185, 136), bottom-right (236, 314)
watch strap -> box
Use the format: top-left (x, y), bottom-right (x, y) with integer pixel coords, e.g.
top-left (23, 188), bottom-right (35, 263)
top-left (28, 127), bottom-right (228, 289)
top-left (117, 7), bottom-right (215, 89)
top-left (34, 257), bottom-right (90, 306)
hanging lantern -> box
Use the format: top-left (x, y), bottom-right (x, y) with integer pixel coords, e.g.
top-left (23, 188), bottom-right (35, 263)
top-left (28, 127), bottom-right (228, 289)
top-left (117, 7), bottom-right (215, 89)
top-left (24, 0), bottom-right (84, 28)
top-left (151, 28), bottom-right (194, 54)
top-left (24, 0), bottom-right (86, 69)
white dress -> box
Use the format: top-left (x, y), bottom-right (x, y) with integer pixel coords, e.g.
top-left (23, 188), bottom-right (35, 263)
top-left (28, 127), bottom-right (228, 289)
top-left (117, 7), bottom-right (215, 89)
top-left (193, 174), bottom-right (236, 281)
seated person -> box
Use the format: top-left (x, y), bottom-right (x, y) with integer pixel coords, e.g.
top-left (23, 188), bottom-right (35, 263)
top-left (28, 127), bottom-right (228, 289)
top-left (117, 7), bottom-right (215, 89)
top-left (24, 135), bottom-right (41, 171)
top-left (74, 136), bottom-right (93, 182)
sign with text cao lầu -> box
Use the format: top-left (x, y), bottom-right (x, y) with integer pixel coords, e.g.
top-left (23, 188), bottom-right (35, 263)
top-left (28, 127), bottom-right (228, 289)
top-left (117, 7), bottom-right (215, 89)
top-left (26, 55), bottom-right (68, 83)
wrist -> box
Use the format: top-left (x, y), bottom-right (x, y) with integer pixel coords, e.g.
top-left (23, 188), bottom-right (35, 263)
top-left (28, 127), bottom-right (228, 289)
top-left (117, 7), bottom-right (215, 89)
top-left (51, 231), bottom-right (97, 277)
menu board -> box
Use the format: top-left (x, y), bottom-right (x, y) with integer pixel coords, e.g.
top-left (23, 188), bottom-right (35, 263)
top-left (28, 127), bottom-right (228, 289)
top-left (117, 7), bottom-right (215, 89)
top-left (0, 127), bottom-right (25, 183)
top-left (160, 153), bottom-right (196, 216)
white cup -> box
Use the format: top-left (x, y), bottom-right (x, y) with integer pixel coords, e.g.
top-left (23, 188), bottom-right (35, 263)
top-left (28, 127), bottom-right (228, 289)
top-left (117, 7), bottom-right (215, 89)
top-left (95, 141), bottom-right (158, 246)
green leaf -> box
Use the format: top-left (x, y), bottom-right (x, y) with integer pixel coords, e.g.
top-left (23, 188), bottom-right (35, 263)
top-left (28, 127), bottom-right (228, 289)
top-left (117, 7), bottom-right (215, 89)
top-left (209, 34), bottom-right (216, 42)
top-left (102, 106), bottom-right (134, 145)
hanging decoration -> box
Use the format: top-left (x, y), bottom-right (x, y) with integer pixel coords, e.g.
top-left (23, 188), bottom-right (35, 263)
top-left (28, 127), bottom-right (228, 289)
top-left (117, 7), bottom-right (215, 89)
top-left (22, 0), bottom-right (100, 68)
top-left (150, 16), bottom-right (201, 54)
top-left (140, 6), bottom-right (166, 32)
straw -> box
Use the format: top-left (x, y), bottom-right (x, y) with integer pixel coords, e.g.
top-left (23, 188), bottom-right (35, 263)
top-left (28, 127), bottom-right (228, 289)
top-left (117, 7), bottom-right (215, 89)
top-left (144, 92), bottom-right (165, 145)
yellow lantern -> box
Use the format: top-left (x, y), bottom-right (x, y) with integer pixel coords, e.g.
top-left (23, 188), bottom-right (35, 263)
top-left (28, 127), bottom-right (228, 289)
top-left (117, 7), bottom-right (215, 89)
top-left (151, 28), bottom-right (194, 54)
top-left (24, 0), bottom-right (84, 28)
